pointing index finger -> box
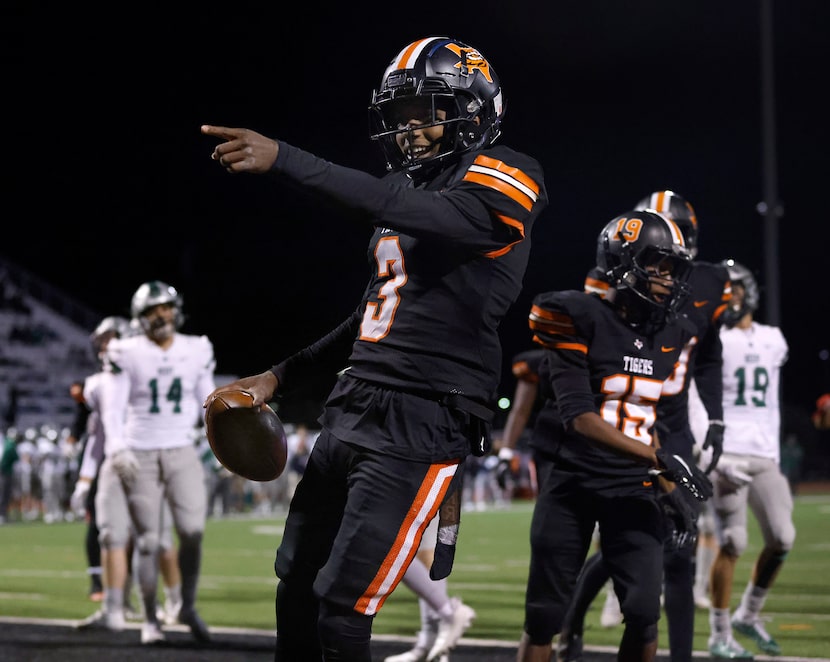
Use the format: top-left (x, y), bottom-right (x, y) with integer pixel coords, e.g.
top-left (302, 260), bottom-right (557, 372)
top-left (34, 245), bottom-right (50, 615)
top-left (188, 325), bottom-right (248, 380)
top-left (201, 125), bottom-right (240, 140)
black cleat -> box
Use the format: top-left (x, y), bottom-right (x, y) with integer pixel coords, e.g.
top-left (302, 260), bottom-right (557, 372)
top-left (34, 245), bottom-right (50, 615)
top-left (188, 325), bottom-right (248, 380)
top-left (557, 628), bottom-right (584, 662)
top-left (178, 607), bottom-right (211, 643)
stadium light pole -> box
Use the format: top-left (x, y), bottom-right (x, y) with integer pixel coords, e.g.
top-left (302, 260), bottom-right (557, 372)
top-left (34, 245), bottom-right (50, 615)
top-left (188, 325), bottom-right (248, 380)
top-left (758, 0), bottom-right (782, 325)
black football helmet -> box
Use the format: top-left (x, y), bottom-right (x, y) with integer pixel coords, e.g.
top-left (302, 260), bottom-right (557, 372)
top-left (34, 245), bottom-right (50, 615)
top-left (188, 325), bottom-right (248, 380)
top-left (635, 190), bottom-right (699, 258)
top-left (130, 280), bottom-right (184, 335)
top-left (720, 258), bottom-right (759, 327)
top-left (369, 37), bottom-right (505, 175)
top-left (596, 210), bottom-right (693, 329)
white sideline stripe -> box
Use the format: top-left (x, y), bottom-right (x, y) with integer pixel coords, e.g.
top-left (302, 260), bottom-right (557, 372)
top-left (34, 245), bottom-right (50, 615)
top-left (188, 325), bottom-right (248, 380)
top-left (0, 616), bottom-right (827, 661)
top-left (0, 592), bottom-right (44, 601)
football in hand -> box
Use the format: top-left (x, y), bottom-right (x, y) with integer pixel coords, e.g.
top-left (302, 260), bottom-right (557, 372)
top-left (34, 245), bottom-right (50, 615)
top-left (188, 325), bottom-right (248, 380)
top-left (205, 390), bottom-right (288, 482)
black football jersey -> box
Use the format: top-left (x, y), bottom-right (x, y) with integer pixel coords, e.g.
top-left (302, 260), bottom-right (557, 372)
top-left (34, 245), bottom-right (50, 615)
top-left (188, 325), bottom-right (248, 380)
top-left (658, 260), bottom-right (731, 432)
top-left (271, 142), bottom-right (547, 405)
top-left (511, 349), bottom-right (545, 387)
top-left (528, 290), bottom-right (694, 483)
top-left (509, 348), bottom-right (547, 432)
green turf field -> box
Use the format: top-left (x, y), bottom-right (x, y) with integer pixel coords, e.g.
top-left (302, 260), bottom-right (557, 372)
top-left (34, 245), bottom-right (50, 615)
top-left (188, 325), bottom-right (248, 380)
top-left (1, 493), bottom-right (828, 658)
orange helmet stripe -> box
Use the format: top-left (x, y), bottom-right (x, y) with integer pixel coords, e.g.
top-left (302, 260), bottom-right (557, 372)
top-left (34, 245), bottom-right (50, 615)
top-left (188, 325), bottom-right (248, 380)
top-left (391, 37), bottom-right (444, 70)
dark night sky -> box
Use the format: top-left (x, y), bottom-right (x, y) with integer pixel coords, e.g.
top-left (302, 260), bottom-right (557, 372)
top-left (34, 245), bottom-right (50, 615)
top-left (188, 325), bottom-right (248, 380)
top-left (5, 1), bottom-right (829, 422)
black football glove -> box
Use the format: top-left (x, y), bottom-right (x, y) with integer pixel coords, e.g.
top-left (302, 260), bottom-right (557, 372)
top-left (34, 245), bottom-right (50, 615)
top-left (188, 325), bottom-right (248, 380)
top-left (659, 487), bottom-right (700, 551)
top-left (702, 421), bottom-right (725, 474)
top-left (430, 487), bottom-right (461, 580)
top-left (654, 448), bottom-right (713, 501)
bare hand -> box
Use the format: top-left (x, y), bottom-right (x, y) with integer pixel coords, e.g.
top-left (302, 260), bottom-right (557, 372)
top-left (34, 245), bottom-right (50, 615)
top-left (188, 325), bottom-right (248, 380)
top-left (70, 480), bottom-right (91, 516)
top-left (204, 370), bottom-right (278, 408)
top-left (201, 125), bottom-right (279, 174)
top-left (111, 448), bottom-right (140, 483)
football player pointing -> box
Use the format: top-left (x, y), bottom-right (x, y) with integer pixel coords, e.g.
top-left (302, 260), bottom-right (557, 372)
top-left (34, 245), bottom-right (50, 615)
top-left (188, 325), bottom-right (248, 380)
top-left (203, 37), bottom-right (547, 660)
top-left (517, 211), bottom-right (712, 662)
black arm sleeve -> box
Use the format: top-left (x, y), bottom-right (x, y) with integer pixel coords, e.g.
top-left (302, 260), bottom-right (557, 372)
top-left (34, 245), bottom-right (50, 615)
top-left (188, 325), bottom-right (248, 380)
top-left (692, 322), bottom-right (724, 421)
top-left (545, 346), bottom-right (596, 428)
top-left (270, 310), bottom-right (361, 396)
top-left (269, 142), bottom-right (533, 251)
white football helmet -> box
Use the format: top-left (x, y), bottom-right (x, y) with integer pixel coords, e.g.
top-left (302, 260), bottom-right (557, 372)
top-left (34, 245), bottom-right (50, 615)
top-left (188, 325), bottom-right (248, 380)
top-left (90, 315), bottom-right (130, 361)
top-left (130, 280), bottom-right (184, 338)
top-left (720, 259), bottom-right (759, 326)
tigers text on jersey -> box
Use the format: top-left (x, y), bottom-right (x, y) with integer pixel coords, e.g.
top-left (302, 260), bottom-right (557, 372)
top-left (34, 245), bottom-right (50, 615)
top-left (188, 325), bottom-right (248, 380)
top-left (271, 142), bottom-right (547, 406)
top-left (100, 333), bottom-right (216, 453)
top-left (528, 290), bottom-right (693, 482)
top-left (720, 321), bottom-right (788, 462)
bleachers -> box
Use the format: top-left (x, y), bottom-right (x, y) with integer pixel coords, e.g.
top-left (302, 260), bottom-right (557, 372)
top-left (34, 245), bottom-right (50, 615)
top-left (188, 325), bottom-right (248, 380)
top-left (0, 255), bottom-right (100, 432)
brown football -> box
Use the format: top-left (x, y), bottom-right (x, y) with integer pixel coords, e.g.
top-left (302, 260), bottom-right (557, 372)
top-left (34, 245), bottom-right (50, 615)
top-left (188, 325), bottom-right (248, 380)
top-left (204, 390), bottom-right (288, 482)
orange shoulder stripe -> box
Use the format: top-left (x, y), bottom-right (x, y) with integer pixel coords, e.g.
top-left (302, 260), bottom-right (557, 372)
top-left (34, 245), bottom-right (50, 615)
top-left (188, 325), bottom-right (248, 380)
top-left (554, 341), bottom-right (587, 354)
top-left (463, 171), bottom-right (535, 211)
top-left (532, 335), bottom-right (588, 354)
top-left (584, 277), bottom-right (610, 296)
top-left (529, 305), bottom-right (576, 335)
top-left (461, 155), bottom-right (540, 212)
top-left (471, 154), bottom-right (540, 194)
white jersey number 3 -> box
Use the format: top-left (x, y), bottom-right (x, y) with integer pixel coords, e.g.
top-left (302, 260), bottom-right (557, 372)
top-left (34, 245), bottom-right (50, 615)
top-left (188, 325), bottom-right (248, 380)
top-left (360, 237), bottom-right (407, 342)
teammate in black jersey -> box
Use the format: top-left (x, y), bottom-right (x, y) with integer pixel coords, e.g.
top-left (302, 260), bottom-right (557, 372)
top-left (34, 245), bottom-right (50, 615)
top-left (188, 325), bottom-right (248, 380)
top-left (557, 192), bottom-right (731, 662)
top-left (494, 348), bottom-right (547, 498)
top-left (202, 37), bottom-right (547, 660)
top-left (517, 210), bottom-right (712, 662)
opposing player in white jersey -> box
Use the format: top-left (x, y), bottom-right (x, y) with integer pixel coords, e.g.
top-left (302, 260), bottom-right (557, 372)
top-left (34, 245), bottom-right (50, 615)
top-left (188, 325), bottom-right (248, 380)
top-left (98, 281), bottom-right (216, 645)
top-left (707, 260), bottom-right (793, 660)
top-left (74, 316), bottom-right (134, 632)
top-left (75, 316), bottom-right (183, 633)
